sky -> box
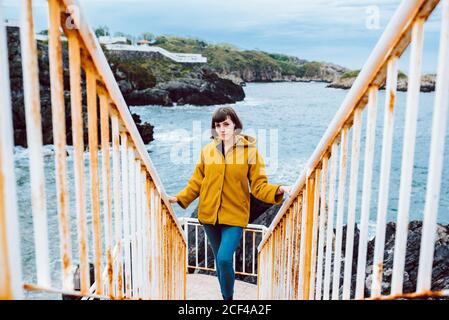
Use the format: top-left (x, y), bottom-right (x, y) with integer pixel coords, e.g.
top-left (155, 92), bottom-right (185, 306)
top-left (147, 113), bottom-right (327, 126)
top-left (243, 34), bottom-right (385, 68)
top-left (2, 0), bottom-right (443, 73)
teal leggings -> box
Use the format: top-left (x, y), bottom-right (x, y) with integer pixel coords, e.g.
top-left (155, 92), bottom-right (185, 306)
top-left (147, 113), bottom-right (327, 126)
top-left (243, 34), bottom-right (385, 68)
top-left (203, 223), bottom-right (243, 300)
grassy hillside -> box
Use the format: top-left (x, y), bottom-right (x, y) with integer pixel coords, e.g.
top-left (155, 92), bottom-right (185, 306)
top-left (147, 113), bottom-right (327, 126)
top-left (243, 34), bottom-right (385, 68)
top-left (340, 69), bottom-right (408, 80)
top-left (153, 35), bottom-right (325, 78)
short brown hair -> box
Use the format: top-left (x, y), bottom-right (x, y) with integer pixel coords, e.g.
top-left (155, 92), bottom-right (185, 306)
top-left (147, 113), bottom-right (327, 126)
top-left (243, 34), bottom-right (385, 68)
top-left (210, 106), bottom-right (243, 139)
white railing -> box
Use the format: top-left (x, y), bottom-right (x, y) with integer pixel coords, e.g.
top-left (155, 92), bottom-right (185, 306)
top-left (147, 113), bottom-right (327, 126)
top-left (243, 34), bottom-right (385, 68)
top-left (179, 217), bottom-right (267, 278)
top-left (0, 0), bottom-right (186, 300)
top-left (258, 0), bottom-right (449, 300)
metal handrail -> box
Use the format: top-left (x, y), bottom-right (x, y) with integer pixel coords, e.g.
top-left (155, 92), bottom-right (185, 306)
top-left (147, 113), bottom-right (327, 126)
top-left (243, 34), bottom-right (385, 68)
top-left (179, 217), bottom-right (267, 277)
top-left (0, 0), bottom-right (186, 300)
top-left (258, 0), bottom-right (448, 300)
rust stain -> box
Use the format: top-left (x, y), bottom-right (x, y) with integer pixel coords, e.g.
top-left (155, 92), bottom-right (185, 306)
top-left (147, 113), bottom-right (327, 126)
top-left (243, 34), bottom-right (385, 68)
top-left (0, 152), bottom-right (13, 299)
top-left (117, 263), bottom-right (124, 299)
top-left (79, 240), bottom-right (88, 293)
top-left (126, 271), bottom-right (131, 297)
top-left (107, 250), bottom-right (113, 298)
top-left (388, 89), bottom-right (396, 113)
top-left (369, 290), bottom-right (446, 300)
top-left (377, 262), bottom-right (383, 281)
top-left (62, 252), bottom-right (71, 277)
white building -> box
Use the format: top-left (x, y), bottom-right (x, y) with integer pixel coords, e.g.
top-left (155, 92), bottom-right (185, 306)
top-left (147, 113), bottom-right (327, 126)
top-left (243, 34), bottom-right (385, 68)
top-left (137, 39), bottom-right (156, 46)
top-left (104, 43), bottom-right (207, 63)
top-left (98, 36), bottom-right (128, 45)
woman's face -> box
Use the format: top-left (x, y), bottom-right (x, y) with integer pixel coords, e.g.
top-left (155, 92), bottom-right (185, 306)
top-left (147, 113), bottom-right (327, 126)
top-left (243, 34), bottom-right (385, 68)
top-left (214, 116), bottom-right (235, 141)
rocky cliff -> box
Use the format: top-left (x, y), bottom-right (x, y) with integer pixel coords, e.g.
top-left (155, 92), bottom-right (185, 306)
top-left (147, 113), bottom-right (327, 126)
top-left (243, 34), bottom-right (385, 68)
top-left (327, 70), bottom-right (436, 92)
top-left (105, 49), bottom-right (245, 106)
top-left (7, 26), bottom-right (154, 147)
top-left (217, 61), bottom-right (349, 84)
top-left (128, 36), bottom-right (350, 86)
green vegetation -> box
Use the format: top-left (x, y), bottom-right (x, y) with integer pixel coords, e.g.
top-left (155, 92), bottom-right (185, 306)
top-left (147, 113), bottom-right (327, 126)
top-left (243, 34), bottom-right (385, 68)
top-left (100, 30), bottom-right (329, 82)
top-left (150, 35), bottom-right (324, 78)
top-left (95, 25), bottom-right (110, 37)
top-left (398, 70), bottom-right (407, 79)
top-left (340, 69), bottom-right (361, 79)
top-left (340, 69), bottom-right (408, 80)
top-left (105, 50), bottom-right (202, 86)
top-left (297, 61), bottom-right (322, 78)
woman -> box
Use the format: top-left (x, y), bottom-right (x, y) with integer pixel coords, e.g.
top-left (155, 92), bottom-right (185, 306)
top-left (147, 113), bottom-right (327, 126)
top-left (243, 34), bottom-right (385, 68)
top-left (168, 106), bottom-right (291, 300)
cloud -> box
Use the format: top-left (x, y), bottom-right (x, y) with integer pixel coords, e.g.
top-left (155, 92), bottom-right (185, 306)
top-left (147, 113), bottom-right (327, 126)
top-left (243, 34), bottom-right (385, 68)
top-left (2, 0), bottom-right (441, 71)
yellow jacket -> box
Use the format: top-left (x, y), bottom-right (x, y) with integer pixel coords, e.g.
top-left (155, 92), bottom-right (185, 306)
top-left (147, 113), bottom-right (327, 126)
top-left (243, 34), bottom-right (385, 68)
top-left (176, 133), bottom-right (284, 227)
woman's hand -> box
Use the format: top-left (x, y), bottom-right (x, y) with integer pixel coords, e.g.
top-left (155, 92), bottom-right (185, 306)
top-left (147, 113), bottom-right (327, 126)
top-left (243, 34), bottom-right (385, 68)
top-left (168, 196), bottom-right (178, 204)
top-left (276, 185), bottom-right (293, 195)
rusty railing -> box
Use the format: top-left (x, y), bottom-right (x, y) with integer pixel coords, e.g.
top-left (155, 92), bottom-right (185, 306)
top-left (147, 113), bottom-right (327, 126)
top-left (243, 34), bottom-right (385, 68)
top-left (179, 217), bottom-right (267, 278)
top-left (258, 0), bottom-right (449, 300)
top-left (0, 0), bottom-right (186, 299)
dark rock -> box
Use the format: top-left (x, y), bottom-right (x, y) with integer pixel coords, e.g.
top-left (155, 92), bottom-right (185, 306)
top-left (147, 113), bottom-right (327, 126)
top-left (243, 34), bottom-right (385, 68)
top-left (131, 113), bottom-right (154, 144)
top-left (126, 88), bottom-right (173, 106)
top-left (6, 26), bottom-right (154, 147)
top-left (327, 74), bottom-right (436, 92)
top-left (187, 192), bottom-right (449, 297)
top-left (330, 220), bottom-right (449, 299)
top-left (105, 49), bottom-right (245, 107)
top-left (218, 61), bottom-right (349, 85)
top-left (122, 68), bottom-right (245, 107)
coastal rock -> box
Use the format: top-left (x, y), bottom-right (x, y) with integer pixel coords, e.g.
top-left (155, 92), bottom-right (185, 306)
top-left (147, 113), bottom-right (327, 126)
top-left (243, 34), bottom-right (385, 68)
top-left (124, 75), bottom-right (245, 107)
top-left (105, 49), bottom-right (245, 106)
top-left (218, 62), bottom-right (348, 85)
top-left (7, 26), bottom-right (154, 147)
top-left (321, 220), bottom-right (449, 298)
top-left (419, 74), bottom-right (437, 92)
top-left (131, 113), bottom-right (155, 144)
top-left (327, 73), bottom-right (436, 92)
top-left (105, 37), bottom-right (350, 91)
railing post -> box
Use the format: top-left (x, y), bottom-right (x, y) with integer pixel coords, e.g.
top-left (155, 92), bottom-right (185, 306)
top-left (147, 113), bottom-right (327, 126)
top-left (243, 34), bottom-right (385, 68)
top-left (86, 64), bottom-right (102, 295)
top-left (309, 168), bottom-right (321, 299)
top-left (48, 0), bottom-right (73, 291)
top-left (184, 219), bottom-right (189, 272)
top-left (323, 142), bottom-right (339, 300)
top-left (67, 28), bottom-right (90, 295)
top-left (144, 175), bottom-right (152, 299)
top-left (302, 175), bottom-right (316, 300)
top-left (111, 109), bottom-right (124, 299)
top-left (292, 197), bottom-right (301, 299)
top-left (315, 156), bottom-right (328, 300)
top-left (417, 0), bottom-right (449, 292)
top-left (298, 192), bottom-right (307, 299)
top-left (332, 126), bottom-right (349, 300)
top-left (355, 86), bottom-right (378, 299)
top-left (286, 209), bottom-right (293, 298)
top-left (99, 91), bottom-right (114, 297)
top-left (127, 145), bottom-right (136, 297)
top-left (120, 133), bottom-right (131, 298)
top-left (371, 56), bottom-right (399, 298)
top-left (19, 0), bottom-right (51, 288)
top-left (391, 18), bottom-right (425, 296)
top-left (0, 3), bottom-right (23, 299)
top-left (149, 180), bottom-right (157, 299)
top-left (342, 108), bottom-right (362, 300)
